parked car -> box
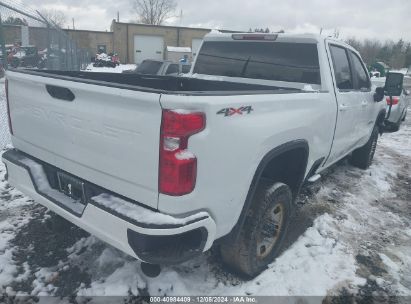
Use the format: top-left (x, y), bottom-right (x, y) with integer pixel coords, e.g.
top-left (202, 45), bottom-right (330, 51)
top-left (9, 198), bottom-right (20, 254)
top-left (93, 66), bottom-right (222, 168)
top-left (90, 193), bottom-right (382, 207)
top-left (4, 32), bottom-right (390, 277)
top-left (122, 59), bottom-right (191, 75)
top-left (372, 72), bottom-right (410, 132)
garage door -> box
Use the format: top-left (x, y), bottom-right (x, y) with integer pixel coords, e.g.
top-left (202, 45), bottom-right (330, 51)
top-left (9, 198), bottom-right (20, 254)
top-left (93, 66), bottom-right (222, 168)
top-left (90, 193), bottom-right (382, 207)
top-left (192, 38), bottom-right (203, 59)
top-left (134, 35), bottom-right (164, 64)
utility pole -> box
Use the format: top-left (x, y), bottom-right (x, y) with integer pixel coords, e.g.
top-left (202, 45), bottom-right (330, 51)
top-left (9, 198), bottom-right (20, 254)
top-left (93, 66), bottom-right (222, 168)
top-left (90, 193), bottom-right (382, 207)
top-left (72, 18), bottom-right (75, 30)
top-left (117, 11), bottom-right (120, 22)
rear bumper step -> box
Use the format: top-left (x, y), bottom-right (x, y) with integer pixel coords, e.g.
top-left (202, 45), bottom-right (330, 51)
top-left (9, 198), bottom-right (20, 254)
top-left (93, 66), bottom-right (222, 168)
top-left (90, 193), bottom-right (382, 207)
top-left (2, 149), bottom-right (216, 265)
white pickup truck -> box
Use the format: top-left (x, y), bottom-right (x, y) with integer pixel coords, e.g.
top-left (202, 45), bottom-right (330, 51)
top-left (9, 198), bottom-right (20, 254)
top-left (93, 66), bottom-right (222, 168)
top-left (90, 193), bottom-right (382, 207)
top-left (3, 33), bottom-right (390, 277)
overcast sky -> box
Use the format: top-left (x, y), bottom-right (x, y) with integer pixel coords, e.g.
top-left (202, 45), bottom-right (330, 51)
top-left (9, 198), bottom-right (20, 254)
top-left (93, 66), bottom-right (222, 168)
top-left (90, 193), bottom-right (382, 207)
top-left (24, 0), bottom-right (411, 41)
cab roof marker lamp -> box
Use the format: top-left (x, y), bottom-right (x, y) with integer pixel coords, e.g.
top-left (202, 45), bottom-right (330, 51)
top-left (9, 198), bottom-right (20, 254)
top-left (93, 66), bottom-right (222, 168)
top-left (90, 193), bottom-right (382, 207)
top-left (231, 34), bottom-right (278, 41)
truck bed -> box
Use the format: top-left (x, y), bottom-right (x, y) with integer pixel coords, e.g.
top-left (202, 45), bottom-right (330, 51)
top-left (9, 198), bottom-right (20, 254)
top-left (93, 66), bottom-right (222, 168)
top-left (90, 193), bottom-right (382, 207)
top-left (15, 69), bottom-right (302, 95)
top-left (5, 68), bottom-right (313, 213)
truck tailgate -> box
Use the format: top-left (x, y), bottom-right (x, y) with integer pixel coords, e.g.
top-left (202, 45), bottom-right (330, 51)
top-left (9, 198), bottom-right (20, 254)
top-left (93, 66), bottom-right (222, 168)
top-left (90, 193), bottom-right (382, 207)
top-left (6, 71), bottom-right (162, 209)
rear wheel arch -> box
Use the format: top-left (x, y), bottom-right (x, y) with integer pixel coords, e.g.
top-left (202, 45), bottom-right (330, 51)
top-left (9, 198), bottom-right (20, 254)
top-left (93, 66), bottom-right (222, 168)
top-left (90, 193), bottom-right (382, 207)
top-left (222, 140), bottom-right (309, 243)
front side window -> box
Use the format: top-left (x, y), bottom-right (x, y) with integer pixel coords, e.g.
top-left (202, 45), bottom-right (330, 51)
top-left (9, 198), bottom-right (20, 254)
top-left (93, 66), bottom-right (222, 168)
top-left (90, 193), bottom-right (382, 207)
top-left (193, 41), bottom-right (321, 84)
top-left (350, 52), bottom-right (371, 90)
top-left (329, 45), bottom-right (353, 90)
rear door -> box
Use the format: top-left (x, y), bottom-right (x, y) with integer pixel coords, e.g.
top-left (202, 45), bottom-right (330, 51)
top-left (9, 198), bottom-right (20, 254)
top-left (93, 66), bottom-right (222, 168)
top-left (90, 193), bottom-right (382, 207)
top-left (326, 44), bottom-right (361, 164)
top-left (7, 71), bottom-right (162, 209)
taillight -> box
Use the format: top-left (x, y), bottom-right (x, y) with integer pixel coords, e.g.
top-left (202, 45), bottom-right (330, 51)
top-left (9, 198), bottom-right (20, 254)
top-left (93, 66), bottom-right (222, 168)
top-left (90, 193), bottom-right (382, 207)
top-left (386, 96), bottom-right (399, 105)
top-left (5, 79), bottom-right (13, 135)
top-left (159, 110), bottom-right (205, 196)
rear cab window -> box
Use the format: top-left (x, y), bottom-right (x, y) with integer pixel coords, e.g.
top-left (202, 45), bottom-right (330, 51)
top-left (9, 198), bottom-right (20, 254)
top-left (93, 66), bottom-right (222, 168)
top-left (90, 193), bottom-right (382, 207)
top-left (193, 41), bottom-right (321, 85)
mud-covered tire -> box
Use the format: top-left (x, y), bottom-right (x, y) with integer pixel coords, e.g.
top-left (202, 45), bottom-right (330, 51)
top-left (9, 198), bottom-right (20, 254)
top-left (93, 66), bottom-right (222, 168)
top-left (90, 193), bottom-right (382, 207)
top-left (220, 180), bottom-right (292, 277)
top-left (350, 126), bottom-right (378, 169)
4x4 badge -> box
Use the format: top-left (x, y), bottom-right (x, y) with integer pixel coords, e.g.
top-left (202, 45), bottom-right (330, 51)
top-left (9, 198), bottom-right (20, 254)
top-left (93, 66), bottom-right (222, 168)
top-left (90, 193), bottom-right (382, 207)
top-left (217, 106), bottom-right (253, 117)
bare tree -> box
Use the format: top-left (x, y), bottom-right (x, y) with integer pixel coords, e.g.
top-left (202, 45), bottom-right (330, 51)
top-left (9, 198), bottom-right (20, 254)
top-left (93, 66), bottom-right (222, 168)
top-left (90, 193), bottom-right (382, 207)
top-left (40, 9), bottom-right (67, 28)
top-left (132, 0), bottom-right (177, 25)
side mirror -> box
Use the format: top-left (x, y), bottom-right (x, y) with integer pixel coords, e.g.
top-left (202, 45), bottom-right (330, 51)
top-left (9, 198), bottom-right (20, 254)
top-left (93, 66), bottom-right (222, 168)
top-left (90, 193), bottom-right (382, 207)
top-left (385, 72), bottom-right (404, 97)
top-left (374, 87), bottom-right (385, 102)
top-left (404, 89), bottom-right (410, 96)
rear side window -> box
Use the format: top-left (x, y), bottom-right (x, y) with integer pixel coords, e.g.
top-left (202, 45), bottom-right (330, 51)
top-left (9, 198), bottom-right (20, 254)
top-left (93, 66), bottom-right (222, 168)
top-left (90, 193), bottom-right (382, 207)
top-left (193, 41), bottom-right (321, 84)
top-left (136, 60), bottom-right (163, 74)
top-left (329, 45), bottom-right (353, 90)
top-left (165, 64), bottom-right (179, 75)
top-left (350, 52), bottom-right (371, 90)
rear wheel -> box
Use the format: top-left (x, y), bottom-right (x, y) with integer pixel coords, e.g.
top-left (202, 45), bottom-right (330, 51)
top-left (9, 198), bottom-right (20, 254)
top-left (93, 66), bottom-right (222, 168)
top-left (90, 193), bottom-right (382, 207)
top-left (350, 125), bottom-right (378, 169)
top-left (220, 180), bottom-right (292, 277)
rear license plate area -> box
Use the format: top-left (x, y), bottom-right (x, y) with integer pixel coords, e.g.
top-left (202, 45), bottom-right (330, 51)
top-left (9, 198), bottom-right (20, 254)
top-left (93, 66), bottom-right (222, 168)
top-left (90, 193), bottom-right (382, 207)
top-left (57, 171), bottom-right (86, 204)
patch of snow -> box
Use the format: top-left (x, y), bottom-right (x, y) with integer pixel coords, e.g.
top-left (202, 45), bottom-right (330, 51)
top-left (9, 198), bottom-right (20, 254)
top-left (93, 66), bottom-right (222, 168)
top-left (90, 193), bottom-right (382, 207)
top-left (92, 193), bottom-right (208, 226)
top-left (175, 150), bottom-right (195, 160)
top-left (190, 73), bottom-right (226, 81)
top-left (0, 156), bottom-right (33, 292)
top-left (379, 115), bottom-right (411, 157)
top-left (210, 29), bottom-right (223, 34)
top-left (19, 157), bottom-right (85, 214)
top-left (31, 268), bottom-right (58, 296)
top-left (167, 46), bottom-right (192, 53)
top-left (170, 109), bottom-right (196, 114)
top-left (83, 63), bottom-right (137, 73)
top-left (77, 261), bottom-right (145, 296)
top-left (303, 84), bottom-right (319, 92)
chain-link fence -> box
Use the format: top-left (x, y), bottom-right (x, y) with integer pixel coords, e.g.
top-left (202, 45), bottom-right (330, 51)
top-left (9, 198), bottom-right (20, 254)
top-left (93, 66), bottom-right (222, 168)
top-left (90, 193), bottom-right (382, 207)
top-left (0, 0), bottom-right (91, 72)
top-left (0, 0), bottom-right (92, 149)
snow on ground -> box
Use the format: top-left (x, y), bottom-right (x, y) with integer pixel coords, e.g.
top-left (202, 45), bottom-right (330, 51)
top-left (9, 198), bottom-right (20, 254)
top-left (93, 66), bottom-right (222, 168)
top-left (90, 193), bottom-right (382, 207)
top-left (83, 63), bottom-right (137, 73)
top-left (0, 77), bottom-right (410, 300)
top-left (0, 170), bottom-right (34, 293)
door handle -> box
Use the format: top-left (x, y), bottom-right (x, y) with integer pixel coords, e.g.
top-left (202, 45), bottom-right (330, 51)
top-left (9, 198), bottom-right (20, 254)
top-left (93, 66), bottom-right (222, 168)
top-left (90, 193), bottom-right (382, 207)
top-left (339, 104), bottom-right (348, 111)
top-left (361, 101), bottom-right (368, 107)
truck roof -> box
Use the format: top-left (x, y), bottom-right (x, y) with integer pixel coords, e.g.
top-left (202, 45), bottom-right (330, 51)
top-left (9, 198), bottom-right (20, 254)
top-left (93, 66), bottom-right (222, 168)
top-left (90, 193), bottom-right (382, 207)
top-left (203, 31), bottom-right (357, 55)
top-left (204, 32), bottom-right (321, 42)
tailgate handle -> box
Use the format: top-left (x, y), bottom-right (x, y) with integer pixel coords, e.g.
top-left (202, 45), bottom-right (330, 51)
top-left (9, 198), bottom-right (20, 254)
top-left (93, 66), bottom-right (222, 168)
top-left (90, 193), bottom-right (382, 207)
top-left (46, 85), bottom-right (75, 102)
